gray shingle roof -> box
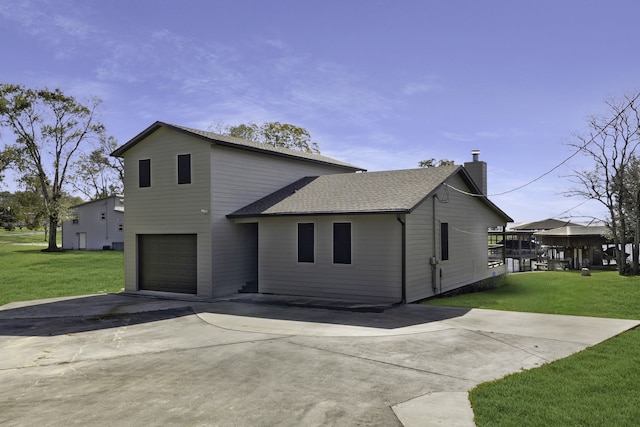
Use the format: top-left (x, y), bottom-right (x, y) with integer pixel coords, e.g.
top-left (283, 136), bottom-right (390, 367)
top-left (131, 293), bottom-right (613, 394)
top-left (229, 166), bottom-right (464, 217)
top-left (111, 121), bottom-right (364, 171)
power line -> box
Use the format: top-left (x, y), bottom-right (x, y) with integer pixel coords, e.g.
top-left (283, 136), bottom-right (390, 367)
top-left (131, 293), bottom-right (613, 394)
top-left (489, 91), bottom-right (640, 197)
top-left (444, 91), bottom-right (640, 203)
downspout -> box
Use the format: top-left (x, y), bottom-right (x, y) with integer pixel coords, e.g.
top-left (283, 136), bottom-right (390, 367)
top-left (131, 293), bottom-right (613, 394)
top-left (432, 194), bottom-right (438, 294)
top-left (396, 214), bottom-right (406, 304)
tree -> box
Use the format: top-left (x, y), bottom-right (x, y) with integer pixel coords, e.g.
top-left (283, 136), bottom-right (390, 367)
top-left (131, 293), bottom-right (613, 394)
top-left (566, 92), bottom-right (640, 274)
top-left (620, 155), bottom-right (640, 274)
top-left (419, 158), bottom-right (455, 168)
top-left (71, 135), bottom-right (123, 200)
top-left (214, 121), bottom-right (321, 154)
top-left (0, 84), bottom-right (105, 250)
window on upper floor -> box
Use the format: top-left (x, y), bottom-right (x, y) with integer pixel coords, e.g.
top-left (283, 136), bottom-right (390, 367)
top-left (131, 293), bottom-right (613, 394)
top-left (333, 222), bottom-right (351, 264)
top-left (441, 222), bottom-right (449, 261)
top-left (139, 159), bottom-right (151, 187)
top-left (297, 222), bottom-right (315, 263)
top-left (178, 154), bottom-right (191, 184)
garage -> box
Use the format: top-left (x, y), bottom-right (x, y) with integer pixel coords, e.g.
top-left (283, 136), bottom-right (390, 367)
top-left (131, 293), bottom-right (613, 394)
top-left (138, 234), bottom-right (197, 294)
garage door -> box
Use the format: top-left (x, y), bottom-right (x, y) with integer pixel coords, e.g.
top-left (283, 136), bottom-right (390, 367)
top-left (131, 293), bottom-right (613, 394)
top-left (138, 234), bottom-right (197, 294)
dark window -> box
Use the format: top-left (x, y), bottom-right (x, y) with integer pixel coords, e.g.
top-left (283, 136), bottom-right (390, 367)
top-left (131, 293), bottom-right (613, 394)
top-left (178, 154), bottom-right (191, 184)
top-left (139, 159), bottom-right (151, 187)
top-left (298, 223), bottom-right (314, 263)
top-left (441, 222), bottom-right (449, 261)
top-left (333, 222), bottom-right (351, 264)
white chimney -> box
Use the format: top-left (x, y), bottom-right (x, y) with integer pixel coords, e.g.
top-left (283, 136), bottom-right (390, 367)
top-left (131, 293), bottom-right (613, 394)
top-left (464, 149), bottom-right (487, 195)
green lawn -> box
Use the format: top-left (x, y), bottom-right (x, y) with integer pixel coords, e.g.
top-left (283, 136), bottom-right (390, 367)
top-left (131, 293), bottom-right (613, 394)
top-left (424, 270), bottom-right (640, 319)
top-left (0, 231), bottom-right (124, 306)
top-left (423, 271), bottom-right (640, 427)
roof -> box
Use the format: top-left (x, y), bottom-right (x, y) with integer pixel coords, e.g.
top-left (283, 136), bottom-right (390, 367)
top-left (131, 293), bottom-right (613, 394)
top-left (111, 121), bottom-right (364, 172)
top-left (534, 225), bottom-right (609, 237)
top-left (511, 218), bottom-right (581, 231)
top-left (72, 194), bottom-right (124, 209)
top-left (228, 166), bottom-right (513, 221)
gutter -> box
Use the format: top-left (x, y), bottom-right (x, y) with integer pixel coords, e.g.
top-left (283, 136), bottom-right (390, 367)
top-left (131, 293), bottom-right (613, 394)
top-left (396, 214), bottom-right (406, 304)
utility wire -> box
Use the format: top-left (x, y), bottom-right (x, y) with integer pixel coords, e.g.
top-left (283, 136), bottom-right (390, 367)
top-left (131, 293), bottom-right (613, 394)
top-left (445, 91), bottom-right (640, 200)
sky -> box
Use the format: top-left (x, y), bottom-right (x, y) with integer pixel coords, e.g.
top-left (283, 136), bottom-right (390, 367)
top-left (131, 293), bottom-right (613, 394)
top-left (1, 0), bottom-right (639, 225)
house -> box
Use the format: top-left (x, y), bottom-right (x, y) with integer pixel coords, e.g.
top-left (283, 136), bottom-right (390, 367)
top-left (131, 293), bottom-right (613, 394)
top-left (61, 194), bottom-right (125, 250)
top-left (535, 225), bottom-right (611, 269)
top-left (111, 121), bottom-right (512, 303)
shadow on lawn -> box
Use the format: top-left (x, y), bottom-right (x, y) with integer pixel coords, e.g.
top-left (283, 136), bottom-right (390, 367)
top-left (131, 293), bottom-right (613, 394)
top-left (0, 293), bottom-right (471, 337)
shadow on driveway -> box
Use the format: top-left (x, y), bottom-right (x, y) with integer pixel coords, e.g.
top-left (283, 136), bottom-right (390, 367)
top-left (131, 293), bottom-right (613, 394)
top-left (0, 293), bottom-right (471, 337)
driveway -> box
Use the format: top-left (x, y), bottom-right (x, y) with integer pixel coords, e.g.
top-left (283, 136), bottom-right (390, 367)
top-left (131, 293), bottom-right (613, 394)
top-left (1, 294), bottom-right (637, 427)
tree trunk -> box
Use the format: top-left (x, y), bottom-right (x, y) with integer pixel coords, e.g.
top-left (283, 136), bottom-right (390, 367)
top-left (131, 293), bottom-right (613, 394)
top-left (635, 191), bottom-right (640, 275)
top-left (45, 215), bottom-right (58, 251)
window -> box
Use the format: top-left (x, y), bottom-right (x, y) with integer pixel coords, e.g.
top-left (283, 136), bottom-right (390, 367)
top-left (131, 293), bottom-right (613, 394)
top-left (333, 222), bottom-right (351, 264)
top-left (139, 159), bottom-right (151, 187)
top-left (297, 223), bottom-right (314, 263)
top-left (178, 154), bottom-right (191, 184)
top-left (441, 222), bottom-right (449, 261)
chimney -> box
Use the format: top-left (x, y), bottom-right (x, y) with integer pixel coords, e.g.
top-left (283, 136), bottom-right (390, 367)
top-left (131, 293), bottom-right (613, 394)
top-left (464, 149), bottom-right (487, 195)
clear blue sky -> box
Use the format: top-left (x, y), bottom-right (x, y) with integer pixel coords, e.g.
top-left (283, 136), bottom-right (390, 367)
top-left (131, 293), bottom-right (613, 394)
top-left (1, 0), bottom-right (638, 224)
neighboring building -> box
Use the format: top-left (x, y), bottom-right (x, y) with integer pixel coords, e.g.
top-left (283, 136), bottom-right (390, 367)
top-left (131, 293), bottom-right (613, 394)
top-left (535, 225), bottom-right (610, 269)
top-left (62, 194), bottom-right (124, 250)
top-left (111, 121), bottom-right (512, 303)
top-left (492, 218), bottom-right (583, 272)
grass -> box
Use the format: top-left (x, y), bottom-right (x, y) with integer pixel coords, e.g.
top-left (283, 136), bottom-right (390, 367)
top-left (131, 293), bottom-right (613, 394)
top-left (424, 270), bottom-right (640, 319)
top-left (0, 230), bottom-right (123, 306)
top-left (423, 271), bottom-right (640, 427)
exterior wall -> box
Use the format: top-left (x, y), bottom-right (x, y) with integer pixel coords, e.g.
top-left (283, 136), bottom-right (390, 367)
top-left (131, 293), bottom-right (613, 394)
top-left (256, 214), bottom-right (403, 302)
top-left (210, 145), bottom-right (357, 297)
top-left (405, 173), bottom-right (507, 303)
top-left (62, 196), bottom-right (124, 250)
top-left (121, 127), bottom-right (213, 296)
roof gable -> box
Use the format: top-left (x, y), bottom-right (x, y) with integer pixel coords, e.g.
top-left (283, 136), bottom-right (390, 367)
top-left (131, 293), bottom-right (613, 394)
top-left (229, 166), bottom-right (511, 221)
top-left (111, 121), bottom-right (364, 171)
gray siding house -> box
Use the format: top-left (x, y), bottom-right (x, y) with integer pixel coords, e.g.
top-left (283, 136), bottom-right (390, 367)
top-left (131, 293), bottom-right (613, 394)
top-left (62, 194), bottom-right (124, 250)
top-left (112, 121), bottom-right (512, 303)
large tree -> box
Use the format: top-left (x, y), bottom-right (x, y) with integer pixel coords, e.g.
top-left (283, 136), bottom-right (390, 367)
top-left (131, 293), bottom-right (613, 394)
top-left (0, 84), bottom-right (105, 250)
top-left (71, 135), bottom-right (123, 200)
top-left (214, 121), bottom-right (321, 154)
top-left (566, 92), bottom-right (640, 274)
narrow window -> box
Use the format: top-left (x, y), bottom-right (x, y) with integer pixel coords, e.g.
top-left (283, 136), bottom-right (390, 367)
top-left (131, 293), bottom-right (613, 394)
top-left (298, 223), bottom-right (314, 263)
top-left (441, 222), bottom-right (449, 261)
top-left (178, 154), bottom-right (191, 184)
top-left (139, 159), bottom-right (151, 188)
top-left (333, 222), bottom-right (351, 264)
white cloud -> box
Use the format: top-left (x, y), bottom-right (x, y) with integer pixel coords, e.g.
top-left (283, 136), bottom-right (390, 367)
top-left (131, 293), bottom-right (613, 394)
top-left (401, 78), bottom-right (444, 95)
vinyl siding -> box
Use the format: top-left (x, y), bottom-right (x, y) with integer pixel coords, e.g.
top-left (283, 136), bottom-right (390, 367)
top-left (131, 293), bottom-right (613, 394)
top-left (405, 173), bottom-right (507, 302)
top-left (121, 127), bottom-right (213, 296)
top-left (257, 214), bottom-right (402, 302)
top-left (210, 145), bottom-right (354, 296)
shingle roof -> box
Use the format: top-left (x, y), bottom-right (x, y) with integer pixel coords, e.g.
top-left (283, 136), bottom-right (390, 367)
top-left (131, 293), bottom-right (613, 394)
top-left (111, 121), bottom-right (364, 171)
top-left (229, 166), bottom-right (512, 219)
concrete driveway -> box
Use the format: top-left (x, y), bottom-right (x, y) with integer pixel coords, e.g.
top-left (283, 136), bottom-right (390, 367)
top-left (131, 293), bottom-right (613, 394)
top-left (1, 294), bottom-right (637, 427)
